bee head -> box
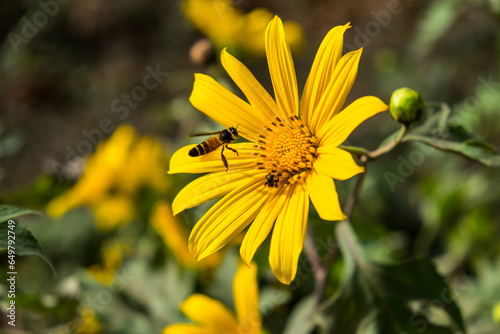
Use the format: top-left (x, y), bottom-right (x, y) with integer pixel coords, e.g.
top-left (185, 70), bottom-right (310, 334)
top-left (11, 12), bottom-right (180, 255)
top-left (229, 126), bottom-right (239, 137)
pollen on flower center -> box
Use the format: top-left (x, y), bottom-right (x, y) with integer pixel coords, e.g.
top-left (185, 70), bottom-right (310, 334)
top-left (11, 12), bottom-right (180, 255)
top-left (254, 116), bottom-right (317, 184)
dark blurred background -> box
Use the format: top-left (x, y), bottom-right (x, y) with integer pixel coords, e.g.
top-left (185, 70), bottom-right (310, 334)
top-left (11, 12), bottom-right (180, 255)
top-left (1, 0), bottom-right (498, 190)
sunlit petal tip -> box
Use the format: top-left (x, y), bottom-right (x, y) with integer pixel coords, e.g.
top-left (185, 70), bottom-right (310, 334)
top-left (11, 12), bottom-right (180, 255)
top-left (190, 73), bottom-right (265, 139)
top-left (179, 294), bottom-right (239, 330)
top-left (220, 47), bottom-right (231, 60)
top-left (171, 201), bottom-right (182, 216)
top-left (265, 16), bottom-right (281, 36)
top-left (307, 171), bottom-right (348, 221)
top-left (194, 251), bottom-right (207, 261)
top-left (188, 238), bottom-right (197, 258)
top-left (314, 146), bottom-right (365, 180)
top-left (317, 96), bottom-right (388, 147)
top-left (239, 246), bottom-right (252, 268)
top-left (276, 271), bottom-right (293, 285)
top-left (265, 14), bottom-right (299, 120)
top-left (188, 245), bottom-right (207, 262)
top-left (191, 72), bottom-right (203, 86)
top-left (220, 45), bottom-right (279, 124)
top-left (327, 210), bottom-right (347, 221)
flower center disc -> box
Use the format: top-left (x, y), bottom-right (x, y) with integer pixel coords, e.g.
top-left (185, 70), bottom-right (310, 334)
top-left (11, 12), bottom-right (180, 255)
top-left (255, 116), bottom-right (317, 185)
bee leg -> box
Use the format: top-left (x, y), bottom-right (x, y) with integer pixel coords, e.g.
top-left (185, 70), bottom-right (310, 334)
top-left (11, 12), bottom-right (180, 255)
top-left (225, 145), bottom-right (239, 156)
top-left (221, 145), bottom-right (229, 171)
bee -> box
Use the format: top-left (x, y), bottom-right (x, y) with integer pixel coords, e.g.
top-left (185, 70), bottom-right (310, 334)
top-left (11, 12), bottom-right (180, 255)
top-left (264, 173), bottom-right (280, 188)
top-left (188, 127), bottom-right (239, 171)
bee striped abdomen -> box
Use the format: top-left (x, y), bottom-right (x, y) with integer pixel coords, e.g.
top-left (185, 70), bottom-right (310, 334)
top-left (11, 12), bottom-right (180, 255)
top-left (188, 137), bottom-right (221, 157)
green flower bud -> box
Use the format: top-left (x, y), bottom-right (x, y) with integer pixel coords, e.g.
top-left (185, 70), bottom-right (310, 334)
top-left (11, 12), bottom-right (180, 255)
top-left (389, 87), bottom-right (424, 125)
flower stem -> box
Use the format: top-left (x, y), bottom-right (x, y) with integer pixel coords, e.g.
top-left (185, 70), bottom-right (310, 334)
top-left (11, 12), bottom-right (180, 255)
top-left (364, 124), bottom-right (407, 160)
top-left (304, 224), bottom-right (326, 306)
top-left (339, 124), bottom-right (408, 161)
top-left (311, 170), bottom-right (366, 312)
top-left (312, 125), bottom-right (407, 312)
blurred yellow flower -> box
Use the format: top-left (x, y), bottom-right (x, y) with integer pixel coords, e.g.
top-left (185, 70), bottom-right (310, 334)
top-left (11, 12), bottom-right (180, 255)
top-left (119, 135), bottom-right (169, 194)
top-left (182, 0), bottom-right (304, 56)
top-left (150, 201), bottom-right (222, 270)
top-left (46, 125), bottom-right (169, 231)
top-left (169, 17), bottom-right (387, 284)
top-left (92, 195), bottom-right (135, 231)
top-left (493, 302), bottom-right (500, 323)
top-left (75, 306), bottom-right (102, 334)
top-left (87, 242), bottom-right (132, 285)
top-left (163, 262), bottom-right (260, 334)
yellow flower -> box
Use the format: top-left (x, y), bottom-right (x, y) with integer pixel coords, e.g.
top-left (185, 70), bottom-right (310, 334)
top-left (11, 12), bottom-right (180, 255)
top-left (169, 16), bottom-right (388, 284)
top-left (493, 302), bottom-right (500, 323)
top-left (182, 0), bottom-right (304, 56)
top-left (87, 242), bottom-right (132, 285)
top-left (119, 136), bottom-right (169, 194)
top-left (163, 262), bottom-right (260, 334)
top-left (75, 306), bottom-right (102, 333)
top-left (46, 125), bottom-right (169, 230)
top-left (46, 126), bottom-right (136, 217)
top-left (92, 195), bottom-right (135, 232)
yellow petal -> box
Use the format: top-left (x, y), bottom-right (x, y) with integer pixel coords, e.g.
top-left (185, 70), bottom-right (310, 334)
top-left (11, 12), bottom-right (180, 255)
top-left (189, 179), bottom-right (269, 260)
top-left (314, 146), bottom-right (364, 180)
top-left (269, 183), bottom-right (309, 284)
top-left (93, 195), bottom-right (135, 232)
top-left (240, 185), bottom-right (290, 266)
top-left (76, 306), bottom-right (102, 333)
top-left (168, 143), bottom-right (257, 175)
top-left (150, 201), bottom-right (197, 268)
top-left (172, 169), bottom-right (261, 215)
top-left (234, 262), bottom-right (261, 334)
top-left (190, 73), bottom-right (263, 141)
top-left (265, 16), bottom-right (299, 122)
top-left (180, 294), bottom-right (239, 332)
top-left (162, 324), bottom-right (209, 334)
top-left (221, 48), bottom-right (277, 124)
top-left (301, 23), bottom-right (350, 129)
top-left (317, 96), bottom-right (388, 147)
top-left (310, 48), bottom-right (363, 134)
top-left (306, 170), bottom-right (346, 221)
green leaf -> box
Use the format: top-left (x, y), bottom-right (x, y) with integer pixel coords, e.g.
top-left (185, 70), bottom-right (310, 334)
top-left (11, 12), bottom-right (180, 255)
top-left (0, 219), bottom-right (56, 275)
top-left (14, 293), bottom-right (79, 320)
top-left (403, 103), bottom-right (500, 167)
top-left (409, 0), bottom-right (461, 60)
top-left (283, 295), bottom-right (318, 334)
top-left (0, 204), bottom-right (43, 223)
top-left (321, 222), bottom-right (466, 334)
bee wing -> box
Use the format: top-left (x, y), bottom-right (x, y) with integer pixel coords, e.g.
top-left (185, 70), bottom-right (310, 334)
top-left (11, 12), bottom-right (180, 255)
top-left (188, 131), bottom-right (220, 138)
